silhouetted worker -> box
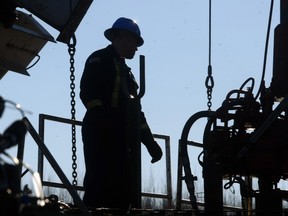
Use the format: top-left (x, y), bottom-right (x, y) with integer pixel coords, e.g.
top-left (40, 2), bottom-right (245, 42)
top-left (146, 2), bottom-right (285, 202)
top-left (80, 17), bottom-right (163, 209)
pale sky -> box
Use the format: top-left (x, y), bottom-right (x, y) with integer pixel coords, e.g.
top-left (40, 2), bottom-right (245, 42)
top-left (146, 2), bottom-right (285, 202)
top-left (0, 0), bottom-right (281, 203)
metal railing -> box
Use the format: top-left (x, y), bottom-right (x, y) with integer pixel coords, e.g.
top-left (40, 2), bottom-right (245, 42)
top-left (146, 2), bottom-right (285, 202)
top-left (36, 113), bottom-right (173, 208)
top-left (22, 116), bottom-right (90, 216)
top-left (143, 134), bottom-right (172, 208)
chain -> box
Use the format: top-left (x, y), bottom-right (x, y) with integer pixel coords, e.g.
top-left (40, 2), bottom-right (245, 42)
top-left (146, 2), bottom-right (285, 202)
top-left (205, 65), bottom-right (214, 110)
top-left (205, 0), bottom-right (214, 111)
top-left (68, 34), bottom-right (78, 186)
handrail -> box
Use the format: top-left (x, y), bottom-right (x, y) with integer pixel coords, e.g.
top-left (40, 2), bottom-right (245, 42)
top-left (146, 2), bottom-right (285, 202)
top-left (22, 117), bottom-right (91, 216)
top-left (138, 55), bottom-right (145, 99)
top-left (37, 114), bottom-right (173, 208)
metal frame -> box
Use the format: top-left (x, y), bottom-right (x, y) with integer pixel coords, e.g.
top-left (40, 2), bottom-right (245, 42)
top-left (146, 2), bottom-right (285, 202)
top-left (37, 113), bottom-right (173, 208)
top-left (22, 116), bottom-right (90, 216)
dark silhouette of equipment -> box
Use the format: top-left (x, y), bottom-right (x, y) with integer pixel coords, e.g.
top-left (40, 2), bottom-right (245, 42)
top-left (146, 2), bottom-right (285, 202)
top-left (271, 0), bottom-right (288, 98)
top-left (0, 119), bottom-right (27, 216)
top-left (180, 0), bottom-right (288, 215)
top-left (0, 0), bottom-right (93, 78)
top-left (0, 120), bottom-right (27, 153)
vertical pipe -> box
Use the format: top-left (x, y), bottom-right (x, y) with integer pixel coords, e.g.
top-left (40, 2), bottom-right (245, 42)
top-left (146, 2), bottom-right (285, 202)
top-left (130, 55), bottom-right (146, 208)
top-left (165, 136), bottom-right (173, 208)
top-left (280, 0), bottom-right (288, 23)
top-left (271, 0), bottom-right (288, 97)
top-left (203, 116), bottom-right (223, 215)
top-left (203, 163), bottom-right (223, 215)
top-left (38, 114), bottom-right (44, 180)
top-left (138, 55), bottom-right (145, 98)
top-left (176, 140), bottom-right (183, 210)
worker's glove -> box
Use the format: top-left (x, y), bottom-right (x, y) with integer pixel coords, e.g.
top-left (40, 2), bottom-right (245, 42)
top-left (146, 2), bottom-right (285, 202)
top-left (146, 141), bottom-right (163, 163)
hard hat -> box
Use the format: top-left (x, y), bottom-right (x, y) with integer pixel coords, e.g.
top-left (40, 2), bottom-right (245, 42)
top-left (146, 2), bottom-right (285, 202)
top-left (104, 17), bottom-right (144, 47)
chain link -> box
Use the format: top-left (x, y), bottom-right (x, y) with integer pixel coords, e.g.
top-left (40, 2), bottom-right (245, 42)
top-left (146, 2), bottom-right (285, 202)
top-left (205, 65), bottom-right (214, 110)
top-left (68, 34), bottom-right (78, 186)
top-left (206, 0), bottom-right (214, 111)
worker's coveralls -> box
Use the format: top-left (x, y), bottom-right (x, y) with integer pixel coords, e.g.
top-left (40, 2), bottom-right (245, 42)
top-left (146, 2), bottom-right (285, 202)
top-left (80, 45), bottom-right (161, 209)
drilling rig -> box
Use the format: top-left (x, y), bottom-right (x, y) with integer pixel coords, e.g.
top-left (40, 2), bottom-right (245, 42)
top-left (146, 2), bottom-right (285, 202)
top-left (180, 0), bottom-right (288, 215)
